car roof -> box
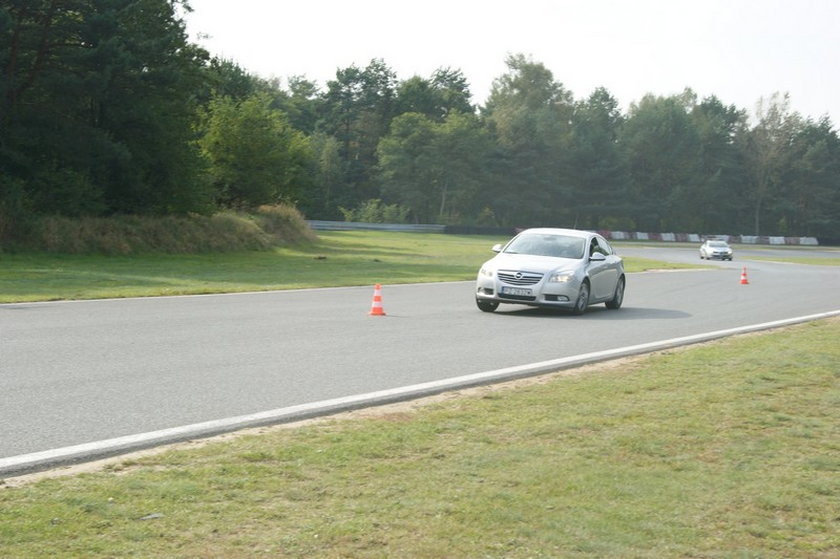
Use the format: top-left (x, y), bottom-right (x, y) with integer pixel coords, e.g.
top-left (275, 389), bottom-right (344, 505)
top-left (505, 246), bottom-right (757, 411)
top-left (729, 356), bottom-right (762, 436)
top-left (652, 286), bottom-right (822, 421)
top-left (518, 228), bottom-right (594, 239)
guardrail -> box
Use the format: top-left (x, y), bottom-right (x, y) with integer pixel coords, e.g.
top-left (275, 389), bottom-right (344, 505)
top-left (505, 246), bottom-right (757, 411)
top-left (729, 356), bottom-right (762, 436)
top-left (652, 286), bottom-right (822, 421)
top-left (306, 221), bottom-right (445, 233)
top-left (307, 221), bottom-right (820, 245)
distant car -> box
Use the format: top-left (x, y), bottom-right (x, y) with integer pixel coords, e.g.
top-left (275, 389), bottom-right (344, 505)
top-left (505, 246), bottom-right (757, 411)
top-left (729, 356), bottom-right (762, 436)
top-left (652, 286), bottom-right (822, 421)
top-left (475, 228), bottom-right (625, 315)
top-left (699, 239), bottom-right (733, 260)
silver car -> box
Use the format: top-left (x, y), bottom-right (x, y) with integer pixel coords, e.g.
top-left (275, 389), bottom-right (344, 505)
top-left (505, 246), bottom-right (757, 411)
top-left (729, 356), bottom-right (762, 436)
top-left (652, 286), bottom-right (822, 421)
top-left (475, 228), bottom-right (625, 315)
top-left (699, 239), bottom-right (733, 260)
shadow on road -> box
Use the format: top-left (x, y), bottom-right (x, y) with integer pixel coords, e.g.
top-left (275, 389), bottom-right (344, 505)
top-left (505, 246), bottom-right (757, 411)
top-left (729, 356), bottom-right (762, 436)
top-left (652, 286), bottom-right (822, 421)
top-left (489, 306), bottom-right (691, 320)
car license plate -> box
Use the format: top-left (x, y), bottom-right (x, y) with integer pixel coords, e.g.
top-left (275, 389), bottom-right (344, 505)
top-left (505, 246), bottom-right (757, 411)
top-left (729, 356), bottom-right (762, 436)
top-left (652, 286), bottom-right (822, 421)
top-left (501, 286), bottom-right (532, 296)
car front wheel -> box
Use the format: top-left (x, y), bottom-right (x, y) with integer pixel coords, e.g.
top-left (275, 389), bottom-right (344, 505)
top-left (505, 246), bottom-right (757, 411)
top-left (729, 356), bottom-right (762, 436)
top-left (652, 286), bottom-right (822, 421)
top-left (572, 281), bottom-right (590, 316)
top-left (476, 299), bottom-right (499, 313)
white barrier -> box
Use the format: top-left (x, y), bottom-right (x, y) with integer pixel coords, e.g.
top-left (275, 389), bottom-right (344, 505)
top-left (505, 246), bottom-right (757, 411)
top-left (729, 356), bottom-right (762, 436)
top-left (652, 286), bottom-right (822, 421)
top-left (307, 221), bottom-right (445, 233)
top-left (307, 222), bottom-right (821, 245)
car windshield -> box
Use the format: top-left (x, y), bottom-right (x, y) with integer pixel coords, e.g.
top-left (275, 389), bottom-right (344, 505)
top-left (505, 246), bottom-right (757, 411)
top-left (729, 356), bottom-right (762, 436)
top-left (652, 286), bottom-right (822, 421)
top-left (709, 241), bottom-right (728, 247)
top-left (504, 234), bottom-right (586, 259)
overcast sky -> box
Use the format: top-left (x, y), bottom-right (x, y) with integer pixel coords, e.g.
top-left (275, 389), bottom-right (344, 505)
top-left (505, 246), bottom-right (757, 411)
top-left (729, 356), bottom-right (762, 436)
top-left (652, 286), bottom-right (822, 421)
top-left (183, 0), bottom-right (839, 124)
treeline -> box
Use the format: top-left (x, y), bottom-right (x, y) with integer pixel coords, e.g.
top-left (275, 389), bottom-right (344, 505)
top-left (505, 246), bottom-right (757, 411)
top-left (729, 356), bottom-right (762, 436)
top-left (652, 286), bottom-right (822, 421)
top-left (2, 1), bottom-right (839, 245)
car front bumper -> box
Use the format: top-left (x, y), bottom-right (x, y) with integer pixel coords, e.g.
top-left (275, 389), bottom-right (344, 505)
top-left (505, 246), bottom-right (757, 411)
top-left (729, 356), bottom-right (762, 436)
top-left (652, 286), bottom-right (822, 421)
top-left (475, 276), bottom-right (581, 309)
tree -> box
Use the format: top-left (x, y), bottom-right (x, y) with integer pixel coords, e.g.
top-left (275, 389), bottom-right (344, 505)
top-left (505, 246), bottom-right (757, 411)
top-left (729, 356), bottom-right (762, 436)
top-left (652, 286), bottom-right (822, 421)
top-left (782, 117), bottom-right (840, 239)
top-left (396, 76), bottom-right (440, 120)
top-left (395, 67), bottom-right (474, 121)
top-left (377, 111), bottom-right (490, 223)
top-left (304, 132), bottom-right (344, 219)
top-left (376, 113), bottom-right (437, 221)
top-left (567, 87), bottom-right (629, 229)
top-left (621, 91), bottom-right (702, 231)
top-left (482, 54), bottom-right (574, 226)
top-left (739, 92), bottom-right (801, 236)
top-left (431, 111), bottom-right (492, 221)
top-left (283, 75), bottom-right (321, 134)
top-left (688, 96), bottom-right (748, 232)
top-left (201, 57), bottom-right (263, 103)
top-left (430, 67), bottom-right (474, 116)
top-left (319, 59), bottom-right (398, 211)
top-left (200, 94), bottom-right (312, 208)
top-left (0, 0), bottom-right (212, 219)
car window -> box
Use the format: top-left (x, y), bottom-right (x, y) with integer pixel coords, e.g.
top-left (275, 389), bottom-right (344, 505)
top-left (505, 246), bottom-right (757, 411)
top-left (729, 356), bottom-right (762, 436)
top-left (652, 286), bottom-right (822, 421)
top-left (592, 236), bottom-right (612, 256)
top-left (505, 234), bottom-right (585, 259)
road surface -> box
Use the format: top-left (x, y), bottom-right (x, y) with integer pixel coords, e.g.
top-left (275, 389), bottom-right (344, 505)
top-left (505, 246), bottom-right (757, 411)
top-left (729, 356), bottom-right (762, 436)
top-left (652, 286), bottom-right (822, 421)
top-left (2, 246), bottom-right (838, 475)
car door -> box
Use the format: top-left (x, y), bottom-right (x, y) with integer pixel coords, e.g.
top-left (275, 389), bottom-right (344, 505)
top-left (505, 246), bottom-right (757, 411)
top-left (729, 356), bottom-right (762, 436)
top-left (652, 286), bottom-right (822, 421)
top-left (587, 236), bottom-right (619, 300)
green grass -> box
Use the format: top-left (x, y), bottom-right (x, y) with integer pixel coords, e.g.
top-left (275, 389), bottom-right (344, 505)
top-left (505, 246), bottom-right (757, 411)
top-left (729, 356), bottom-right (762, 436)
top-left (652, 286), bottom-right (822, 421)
top-left (2, 318), bottom-right (838, 558)
top-left (0, 231), bottom-right (699, 303)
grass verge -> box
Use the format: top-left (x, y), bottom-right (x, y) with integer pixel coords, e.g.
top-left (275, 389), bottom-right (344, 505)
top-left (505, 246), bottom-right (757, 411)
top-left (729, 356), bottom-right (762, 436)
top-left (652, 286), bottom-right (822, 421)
top-left (0, 231), bottom-right (699, 303)
top-left (2, 318), bottom-right (838, 558)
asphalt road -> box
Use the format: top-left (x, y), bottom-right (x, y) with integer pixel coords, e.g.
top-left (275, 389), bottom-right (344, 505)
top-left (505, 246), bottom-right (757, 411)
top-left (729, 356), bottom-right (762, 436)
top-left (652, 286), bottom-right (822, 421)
top-left (2, 246), bottom-right (839, 475)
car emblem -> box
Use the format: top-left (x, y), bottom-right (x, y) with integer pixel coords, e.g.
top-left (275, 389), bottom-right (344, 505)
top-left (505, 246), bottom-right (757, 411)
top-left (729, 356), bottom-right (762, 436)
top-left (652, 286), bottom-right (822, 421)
top-left (515, 272), bottom-right (523, 279)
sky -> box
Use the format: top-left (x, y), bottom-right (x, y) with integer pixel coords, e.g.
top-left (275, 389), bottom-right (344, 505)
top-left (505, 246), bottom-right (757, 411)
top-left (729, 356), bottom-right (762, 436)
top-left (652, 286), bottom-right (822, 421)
top-left (183, 0), bottom-right (839, 124)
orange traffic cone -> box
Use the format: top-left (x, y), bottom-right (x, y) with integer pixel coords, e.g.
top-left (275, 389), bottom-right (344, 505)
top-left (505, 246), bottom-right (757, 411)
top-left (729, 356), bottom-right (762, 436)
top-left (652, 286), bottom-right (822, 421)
top-left (369, 283), bottom-right (386, 315)
top-left (740, 266), bottom-right (749, 285)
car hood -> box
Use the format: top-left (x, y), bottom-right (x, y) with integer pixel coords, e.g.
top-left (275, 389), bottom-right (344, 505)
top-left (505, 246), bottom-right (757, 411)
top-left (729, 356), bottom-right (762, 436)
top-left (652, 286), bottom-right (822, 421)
top-left (485, 253), bottom-right (582, 273)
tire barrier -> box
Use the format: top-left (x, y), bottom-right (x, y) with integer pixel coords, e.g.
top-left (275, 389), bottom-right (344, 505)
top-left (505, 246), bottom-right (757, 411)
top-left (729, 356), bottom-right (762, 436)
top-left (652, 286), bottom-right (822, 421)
top-left (599, 231), bottom-right (819, 246)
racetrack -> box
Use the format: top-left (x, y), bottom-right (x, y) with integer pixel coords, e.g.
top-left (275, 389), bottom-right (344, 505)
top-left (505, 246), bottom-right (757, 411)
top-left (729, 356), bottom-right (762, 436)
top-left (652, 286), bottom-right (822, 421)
top-left (2, 246), bottom-right (839, 475)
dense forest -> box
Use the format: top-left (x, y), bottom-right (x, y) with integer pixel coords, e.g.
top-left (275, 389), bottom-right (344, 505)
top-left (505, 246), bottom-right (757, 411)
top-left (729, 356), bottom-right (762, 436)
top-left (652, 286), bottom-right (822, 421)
top-left (2, 0), bottom-right (839, 244)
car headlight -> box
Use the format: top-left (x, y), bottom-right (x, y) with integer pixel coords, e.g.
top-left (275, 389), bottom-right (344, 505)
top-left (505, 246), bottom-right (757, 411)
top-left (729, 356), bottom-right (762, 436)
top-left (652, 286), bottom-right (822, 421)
top-left (549, 271), bottom-right (574, 283)
top-left (479, 266), bottom-right (494, 278)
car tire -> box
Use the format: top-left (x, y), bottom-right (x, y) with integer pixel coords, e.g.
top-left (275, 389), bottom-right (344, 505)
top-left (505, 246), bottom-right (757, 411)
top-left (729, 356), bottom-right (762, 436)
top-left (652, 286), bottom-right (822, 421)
top-left (571, 281), bottom-right (590, 316)
top-left (605, 276), bottom-right (625, 310)
top-left (476, 299), bottom-right (499, 313)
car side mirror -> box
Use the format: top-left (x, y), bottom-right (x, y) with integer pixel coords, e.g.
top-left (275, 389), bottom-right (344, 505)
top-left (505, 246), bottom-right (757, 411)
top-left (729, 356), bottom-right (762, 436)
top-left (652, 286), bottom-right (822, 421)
top-left (589, 252), bottom-right (606, 262)
top-left (492, 244), bottom-right (502, 253)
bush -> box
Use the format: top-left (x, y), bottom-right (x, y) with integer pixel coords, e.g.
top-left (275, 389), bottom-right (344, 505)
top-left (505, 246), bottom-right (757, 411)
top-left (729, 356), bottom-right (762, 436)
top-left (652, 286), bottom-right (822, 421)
top-left (338, 199), bottom-right (410, 223)
top-left (0, 176), bottom-right (35, 248)
top-left (254, 204), bottom-right (318, 244)
top-left (599, 216), bottom-right (636, 232)
top-left (6, 205), bottom-right (316, 254)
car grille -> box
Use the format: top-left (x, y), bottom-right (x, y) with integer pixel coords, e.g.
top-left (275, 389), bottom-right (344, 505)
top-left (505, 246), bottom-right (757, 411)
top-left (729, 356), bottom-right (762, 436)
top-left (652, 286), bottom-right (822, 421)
top-left (498, 270), bottom-right (543, 286)
top-left (500, 293), bottom-right (537, 302)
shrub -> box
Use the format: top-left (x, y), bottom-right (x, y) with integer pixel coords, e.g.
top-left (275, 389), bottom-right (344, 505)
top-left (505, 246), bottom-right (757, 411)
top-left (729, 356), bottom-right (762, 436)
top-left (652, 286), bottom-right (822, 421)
top-left (254, 204), bottom-right (318, 244)
top-left (13, 206), bottom-right (316, 254)
top-left (339, 199), bottom-right (410, 223)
